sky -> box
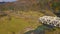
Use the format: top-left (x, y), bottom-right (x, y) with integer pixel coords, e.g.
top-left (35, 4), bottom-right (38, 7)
top-left (0, 0), bottom-right (17, 2)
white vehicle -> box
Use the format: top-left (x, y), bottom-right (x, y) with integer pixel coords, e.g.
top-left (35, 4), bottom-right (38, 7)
top-left (39, 16), bottom-right (60, 28)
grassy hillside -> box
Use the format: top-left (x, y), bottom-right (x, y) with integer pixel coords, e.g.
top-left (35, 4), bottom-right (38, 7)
top-left (0, 0), bottom-right (59, 34)
top-left (0, 11), bottom-right (44, 34)
top-left (0, 10), bottom-right (56, 34)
